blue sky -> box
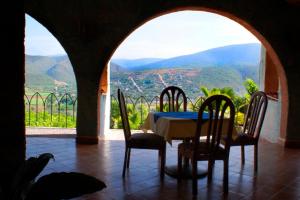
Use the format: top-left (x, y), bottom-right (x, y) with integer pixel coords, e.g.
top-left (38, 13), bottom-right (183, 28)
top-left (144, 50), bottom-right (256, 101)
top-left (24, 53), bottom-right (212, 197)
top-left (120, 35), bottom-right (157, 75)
top-left (25, 15), bottom-right (67, 56)
top-left (25, 11), bottom-right (260, 59)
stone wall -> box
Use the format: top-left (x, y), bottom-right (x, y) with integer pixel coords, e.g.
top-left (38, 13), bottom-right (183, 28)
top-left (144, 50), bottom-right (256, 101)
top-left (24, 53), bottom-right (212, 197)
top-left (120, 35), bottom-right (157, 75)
top-left (2, 0), bottom-right (299, 196)
top-left (23, 0), bottom-right (300, 147)
top-left (0, 1), bottom-right (25, 196)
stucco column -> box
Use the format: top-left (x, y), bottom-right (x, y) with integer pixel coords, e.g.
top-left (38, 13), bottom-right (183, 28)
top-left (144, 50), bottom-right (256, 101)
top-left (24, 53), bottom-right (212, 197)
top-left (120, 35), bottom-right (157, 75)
top-left (71, 52), bottom-right (103, 144)
top-left (98, 65), bottom-right (109, 136)
top-left (76, 79), bottom-right (99, 144)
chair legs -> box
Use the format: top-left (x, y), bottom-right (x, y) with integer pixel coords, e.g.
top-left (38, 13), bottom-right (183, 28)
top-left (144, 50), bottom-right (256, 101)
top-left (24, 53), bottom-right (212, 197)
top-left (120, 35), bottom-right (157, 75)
top-left (254, 144), bottom-right (258, 172)
top-left (223, 159), bottom-right (229, 194)
top-left (192, 159), bottom-right (198, 196)
top-left (178, 156), bottom-right (229, 195)
top-left (126, 148), bottom-right (131, 168)
top-left (177, 151), bottom-right (182, 181)
top-left (241, 145), bottom-right (245, 165)
top-left (207, 159), bottom-right (213, 185)
top-left (122, 147), bottom-right (129, 177)
top-left (160, 145), bottom-right (166, 179)
top-left (123, 146), bottom-right (166, 179)
top-left (240, 144), bottom-right (258, 172)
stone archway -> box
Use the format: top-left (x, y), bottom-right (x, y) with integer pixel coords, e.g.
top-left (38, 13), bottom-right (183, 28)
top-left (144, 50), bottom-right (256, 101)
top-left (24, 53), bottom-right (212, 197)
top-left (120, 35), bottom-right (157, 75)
top-left (24, 13), bottom-right (78, 135)
top-left (25, 0), bottom-right (299, 147)
top-left (100, 8), bottom-right (288, 144)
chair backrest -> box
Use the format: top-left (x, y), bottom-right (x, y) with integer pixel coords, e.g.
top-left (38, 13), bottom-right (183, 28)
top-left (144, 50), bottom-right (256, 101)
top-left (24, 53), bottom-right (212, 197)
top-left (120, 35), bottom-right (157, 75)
top-left (242, 91), bottom-right (268, 140)
top-left (159, 86), bottom-right (187, 112)
top-left (117, 89), bottom-right (131, 142)
top-left (194, 95), bottom-right (235, 154)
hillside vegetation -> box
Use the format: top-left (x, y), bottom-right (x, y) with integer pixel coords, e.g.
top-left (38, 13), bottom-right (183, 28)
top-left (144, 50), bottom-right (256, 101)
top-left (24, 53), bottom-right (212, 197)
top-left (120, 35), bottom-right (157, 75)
top-left (110, 43), bottom-right (261, 99)
top-left (25, 43), bottom-right (261, 128)
top-left (25, 55), bottom-right (76, 93)
top-left (25, 43), bottom-right (261, 99)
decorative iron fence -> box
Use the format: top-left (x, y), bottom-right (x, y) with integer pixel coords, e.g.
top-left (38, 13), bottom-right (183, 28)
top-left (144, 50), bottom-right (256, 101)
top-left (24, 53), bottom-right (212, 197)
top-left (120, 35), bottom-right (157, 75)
top-left (109, 94), bottom-right (247, 129)
top-left (25, 92), bottom-right (246, 128)
top-left (109, 95), bottom-right (206, 129)
top-left (24, 92), bottom-right (77, 128)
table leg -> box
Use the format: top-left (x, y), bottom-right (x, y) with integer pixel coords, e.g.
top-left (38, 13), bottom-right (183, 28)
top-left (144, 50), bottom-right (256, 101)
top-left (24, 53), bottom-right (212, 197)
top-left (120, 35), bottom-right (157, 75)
top-left (164, 139), bottom-right (208, 179)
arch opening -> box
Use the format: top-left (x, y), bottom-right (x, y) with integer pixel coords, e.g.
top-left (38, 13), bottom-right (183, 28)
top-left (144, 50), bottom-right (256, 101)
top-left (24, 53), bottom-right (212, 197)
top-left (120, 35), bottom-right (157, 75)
top-left (25, 14), bottom-right (78, 136)
top-left (99, 10), bottom-right (287, 144)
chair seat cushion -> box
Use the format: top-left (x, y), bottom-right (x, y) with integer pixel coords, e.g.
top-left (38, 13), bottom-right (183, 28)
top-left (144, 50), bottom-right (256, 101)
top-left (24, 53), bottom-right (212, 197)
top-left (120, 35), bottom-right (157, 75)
top-left (128, 133), bottom-right (165, 149)
top-left (178, 142), bottom-right (227, 160)
top-left (230, 133), bottom-right (257, 146)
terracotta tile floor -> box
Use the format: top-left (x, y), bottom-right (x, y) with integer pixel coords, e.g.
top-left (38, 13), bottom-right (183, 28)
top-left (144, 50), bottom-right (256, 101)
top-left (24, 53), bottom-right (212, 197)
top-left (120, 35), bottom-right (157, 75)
top-left (26, 134), bottom-right (300, 200)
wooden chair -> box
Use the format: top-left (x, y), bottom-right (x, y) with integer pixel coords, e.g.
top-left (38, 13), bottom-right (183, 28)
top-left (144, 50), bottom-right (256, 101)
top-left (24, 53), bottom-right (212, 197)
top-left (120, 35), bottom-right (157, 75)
top-left (230, 91), bottom-right (268, 172)
top-left (159, 86), bottom-right (187, 112)
top-left (117, 89), bottom-right (166, 179)
top-left (177, 95), bottom-right (235, 195)
top-left (159, 86), bottom-right (189, 165)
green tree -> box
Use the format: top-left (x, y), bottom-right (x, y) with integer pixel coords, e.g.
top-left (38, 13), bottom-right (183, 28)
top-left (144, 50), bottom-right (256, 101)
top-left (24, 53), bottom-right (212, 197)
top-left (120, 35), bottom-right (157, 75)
top-left (200, 86), bottom-right (235, 99)
top-left (199, 86), bottom-right (248, 125)
top-left (244, 78), bottom-right (259, 96)
top-left (243, 78), bottom-right (259, 103)
top-left (110, 98), bottom-right (149, 130)
top-left (110, 99), bottom-right (122, 129)
top-left (127, 104), bottom-right (141, 129)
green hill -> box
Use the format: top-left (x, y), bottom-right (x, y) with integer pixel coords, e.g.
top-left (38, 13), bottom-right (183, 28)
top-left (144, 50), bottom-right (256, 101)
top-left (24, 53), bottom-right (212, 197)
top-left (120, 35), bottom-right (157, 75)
top-left (25, 43), bottom-right (260, 98)
top-left (110, 67), bottom-right (247, 99)
top-left (25, 55), bottom-right (76, 93)
top-left (110, 43), bottom-right (261, 98)
top-left (47, 59), bottom-right (76, 84)
top-left (111, 43), bottom-right (261, 71)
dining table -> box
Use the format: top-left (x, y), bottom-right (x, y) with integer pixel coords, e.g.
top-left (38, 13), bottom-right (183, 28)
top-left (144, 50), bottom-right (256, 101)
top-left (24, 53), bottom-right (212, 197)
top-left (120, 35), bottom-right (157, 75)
top-left (141, 111), bottom-right (238, 179)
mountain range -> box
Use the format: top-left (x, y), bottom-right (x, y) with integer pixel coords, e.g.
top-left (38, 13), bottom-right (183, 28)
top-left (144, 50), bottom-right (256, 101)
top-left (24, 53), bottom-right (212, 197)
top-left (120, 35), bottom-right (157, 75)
top-left (110, 43), bottom-right (261, 98)
top-left (25, 54), bottom-right (76, 92)
top-left (25, 43), bottom-right (261, 98)
top-left (111, 43), bottom-right (260, 71)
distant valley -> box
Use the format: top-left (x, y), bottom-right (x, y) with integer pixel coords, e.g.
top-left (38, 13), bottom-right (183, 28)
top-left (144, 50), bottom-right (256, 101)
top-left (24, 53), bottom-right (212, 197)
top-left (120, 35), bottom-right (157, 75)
top-left (25, 54), bottom-right (76, 93)
top-left (25, 43), bottom-right (261, 99)
top-left (110, 43), bottom-right (261, 99)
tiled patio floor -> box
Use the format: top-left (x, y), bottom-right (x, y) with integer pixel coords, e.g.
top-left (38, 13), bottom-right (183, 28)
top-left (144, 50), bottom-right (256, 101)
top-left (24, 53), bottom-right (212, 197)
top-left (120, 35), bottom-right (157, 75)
top-left (26, 130), bottom-right (300, 200)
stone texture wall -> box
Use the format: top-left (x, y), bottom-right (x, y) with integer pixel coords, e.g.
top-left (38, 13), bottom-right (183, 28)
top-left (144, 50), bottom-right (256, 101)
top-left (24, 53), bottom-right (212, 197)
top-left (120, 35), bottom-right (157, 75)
top-left (23, 0), bottom-right (300, 146)
top-left (1, 0), bottom-right (298, 196)
top-left (0, 1), bottom-right (25, 196)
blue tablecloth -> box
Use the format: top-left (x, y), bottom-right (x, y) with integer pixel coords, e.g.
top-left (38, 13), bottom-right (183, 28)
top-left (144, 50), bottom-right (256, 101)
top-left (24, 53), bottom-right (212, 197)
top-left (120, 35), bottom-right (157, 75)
top-left (153, 112), bottom-right (209, 122)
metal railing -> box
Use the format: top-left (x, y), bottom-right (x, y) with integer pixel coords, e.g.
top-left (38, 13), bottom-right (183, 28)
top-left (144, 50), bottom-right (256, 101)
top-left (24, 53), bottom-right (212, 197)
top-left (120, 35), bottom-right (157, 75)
top-left (25, 92), bottom-right (246, 128)
top-left (24, 92), bottom-right (205, 128)
top-left (109, 94), bottom-right (206, 129)
top-left (109, 94), bottom-right (248, 129)
top-left (24, 92), bottom-right (77, 128)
